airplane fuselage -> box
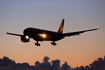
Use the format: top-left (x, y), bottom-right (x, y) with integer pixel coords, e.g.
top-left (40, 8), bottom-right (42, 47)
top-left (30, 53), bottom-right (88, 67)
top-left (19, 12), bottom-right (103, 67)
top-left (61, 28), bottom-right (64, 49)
top-left (23, 28), bottom-right (64, 41)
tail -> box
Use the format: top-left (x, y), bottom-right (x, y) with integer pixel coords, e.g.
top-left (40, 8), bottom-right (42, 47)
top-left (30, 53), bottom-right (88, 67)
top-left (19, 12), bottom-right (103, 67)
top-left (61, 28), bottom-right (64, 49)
top-left (58, 19), bottom-right (64, 34)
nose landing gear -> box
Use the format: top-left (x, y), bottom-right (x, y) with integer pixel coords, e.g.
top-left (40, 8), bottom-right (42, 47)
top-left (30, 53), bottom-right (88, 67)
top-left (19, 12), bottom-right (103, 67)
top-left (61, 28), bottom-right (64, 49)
top-left (51, 41), bottom-right (57, 46)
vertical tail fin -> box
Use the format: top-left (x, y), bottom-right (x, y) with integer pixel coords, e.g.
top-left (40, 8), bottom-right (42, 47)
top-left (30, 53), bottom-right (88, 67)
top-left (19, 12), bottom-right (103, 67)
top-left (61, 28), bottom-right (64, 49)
top-left (58, 19), bottom-right (64, 34)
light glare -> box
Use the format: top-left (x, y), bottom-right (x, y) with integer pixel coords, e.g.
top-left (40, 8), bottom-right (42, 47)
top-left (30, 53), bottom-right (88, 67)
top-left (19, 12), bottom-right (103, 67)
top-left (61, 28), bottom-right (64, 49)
top-left (25, 35), bottom-right (29, 39)
top-left (39, 34), bottom-right (46, 38)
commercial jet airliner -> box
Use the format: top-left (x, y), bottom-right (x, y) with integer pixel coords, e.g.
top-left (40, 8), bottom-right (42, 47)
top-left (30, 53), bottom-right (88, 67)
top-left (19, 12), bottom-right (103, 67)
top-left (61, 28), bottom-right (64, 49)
top-left (7, 19), bottom-right (100, 46)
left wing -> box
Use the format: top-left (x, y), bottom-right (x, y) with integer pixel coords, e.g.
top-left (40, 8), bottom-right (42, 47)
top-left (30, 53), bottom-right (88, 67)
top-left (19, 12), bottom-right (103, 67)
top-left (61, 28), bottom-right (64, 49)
top-left (63, 28), bottom-right (100, 37)
top-left (7, 32), bottom-right (23, 36)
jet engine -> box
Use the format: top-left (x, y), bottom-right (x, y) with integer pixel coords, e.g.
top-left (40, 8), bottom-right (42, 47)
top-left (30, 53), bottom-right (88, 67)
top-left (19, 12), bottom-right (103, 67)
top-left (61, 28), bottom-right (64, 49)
top-left (21, 35), bottom-right (30, 42)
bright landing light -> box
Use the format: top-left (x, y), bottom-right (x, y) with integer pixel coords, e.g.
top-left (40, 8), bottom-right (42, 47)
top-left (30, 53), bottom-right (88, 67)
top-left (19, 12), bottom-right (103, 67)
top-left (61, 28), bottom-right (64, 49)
top-left (25, 35), bottom-right (29, 39)
top-left (39, 34), bottom-right (46, 38)
top-left (42, 34), bottom-right (46, 37)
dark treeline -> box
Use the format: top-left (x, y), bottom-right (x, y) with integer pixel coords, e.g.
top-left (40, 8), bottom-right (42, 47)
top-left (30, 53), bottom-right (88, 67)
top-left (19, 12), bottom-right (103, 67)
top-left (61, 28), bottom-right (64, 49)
top-left (0, 56), bottom-right (105, 70)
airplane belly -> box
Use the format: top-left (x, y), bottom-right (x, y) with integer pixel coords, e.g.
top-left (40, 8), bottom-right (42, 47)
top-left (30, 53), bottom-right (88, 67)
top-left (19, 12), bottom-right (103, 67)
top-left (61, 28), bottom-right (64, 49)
top-left (32, 34), bottom-right (54, 41)
top-left (43, 34), bottom-right (64, 41)
top-left (33, 34), bottom-right (63, 41)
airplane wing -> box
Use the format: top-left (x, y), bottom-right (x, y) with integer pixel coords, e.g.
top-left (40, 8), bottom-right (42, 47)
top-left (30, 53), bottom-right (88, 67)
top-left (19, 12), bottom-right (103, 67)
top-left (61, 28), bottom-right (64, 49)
top-left (63, 28), bottom-right (100, 37)
top-left (7, 32), bottom-right (23, 36)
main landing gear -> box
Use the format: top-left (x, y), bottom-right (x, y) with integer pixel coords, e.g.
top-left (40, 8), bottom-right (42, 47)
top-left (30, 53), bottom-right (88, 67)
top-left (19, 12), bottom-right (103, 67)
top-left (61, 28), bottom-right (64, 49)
top-left (51, 41), bottom-right (57, 46)
top-left (35, 41), bottom-right (57, 46)
top-left (35, 41), bottom-right (40, 46)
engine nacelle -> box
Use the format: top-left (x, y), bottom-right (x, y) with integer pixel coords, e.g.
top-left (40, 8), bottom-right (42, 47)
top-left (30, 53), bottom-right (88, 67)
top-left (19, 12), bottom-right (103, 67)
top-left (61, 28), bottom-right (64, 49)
top-left (21, 35), bottom-right (30, 42)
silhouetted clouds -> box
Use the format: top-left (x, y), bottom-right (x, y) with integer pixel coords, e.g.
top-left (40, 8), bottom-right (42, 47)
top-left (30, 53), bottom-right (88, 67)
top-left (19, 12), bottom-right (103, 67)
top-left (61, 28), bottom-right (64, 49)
top-left (61, 62), bottom-right (71, 70)
top-left (43, 56), bottom-right (51, 66)
top-left (51, 59), bottom-right (60, 70)
top-left (0, 56), bottom-right (15, 67)
top-left (0, 56), bottom-right (105, 70)
top-left (89, 57), bottom-right (105, 70)
top-left (73, 56), bottom-right (105, 70)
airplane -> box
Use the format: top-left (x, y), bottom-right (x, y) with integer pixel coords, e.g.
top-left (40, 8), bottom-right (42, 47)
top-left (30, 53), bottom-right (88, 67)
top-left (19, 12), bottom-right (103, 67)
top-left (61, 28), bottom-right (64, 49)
top-left (7, 19), bottom-right (100, 46)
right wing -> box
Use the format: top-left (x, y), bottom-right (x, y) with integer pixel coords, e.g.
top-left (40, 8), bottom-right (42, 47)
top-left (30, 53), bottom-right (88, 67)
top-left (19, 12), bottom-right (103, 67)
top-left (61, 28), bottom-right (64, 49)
top-left (7, 32), bottom-right (23, 36)
top-left (63, 28), bottom-right (100, 37)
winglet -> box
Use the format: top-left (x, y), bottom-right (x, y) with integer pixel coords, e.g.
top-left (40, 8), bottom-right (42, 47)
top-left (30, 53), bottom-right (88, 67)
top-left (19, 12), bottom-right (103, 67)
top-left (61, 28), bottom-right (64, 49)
top-left (58, 19), bottom-right (64, 34)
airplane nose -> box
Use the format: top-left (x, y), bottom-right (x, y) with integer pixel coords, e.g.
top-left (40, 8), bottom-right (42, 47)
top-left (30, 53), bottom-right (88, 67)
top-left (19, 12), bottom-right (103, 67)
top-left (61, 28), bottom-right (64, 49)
top-left (23, 28), bottom-right (30, 35)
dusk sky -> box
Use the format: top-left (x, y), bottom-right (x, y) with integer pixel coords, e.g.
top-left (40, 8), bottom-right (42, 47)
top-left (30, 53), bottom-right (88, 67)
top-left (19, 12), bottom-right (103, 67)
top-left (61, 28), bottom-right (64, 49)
top-left (0, 0), bottom-right (105, 68)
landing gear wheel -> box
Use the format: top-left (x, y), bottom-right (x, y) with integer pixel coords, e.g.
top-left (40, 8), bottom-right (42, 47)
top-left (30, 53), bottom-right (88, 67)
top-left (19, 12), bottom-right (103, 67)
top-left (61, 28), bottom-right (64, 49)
top-left (35, 43), bottom-right (40, 46)
top-left (51, 41), bottom-right (57, 46)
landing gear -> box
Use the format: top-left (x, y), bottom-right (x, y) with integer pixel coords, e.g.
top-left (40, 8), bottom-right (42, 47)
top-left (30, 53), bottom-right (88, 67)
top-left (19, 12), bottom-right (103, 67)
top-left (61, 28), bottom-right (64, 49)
top-left (35, 41), bottom-right (40, 46)
top-left (51, 41), bottom-right (57, 46)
